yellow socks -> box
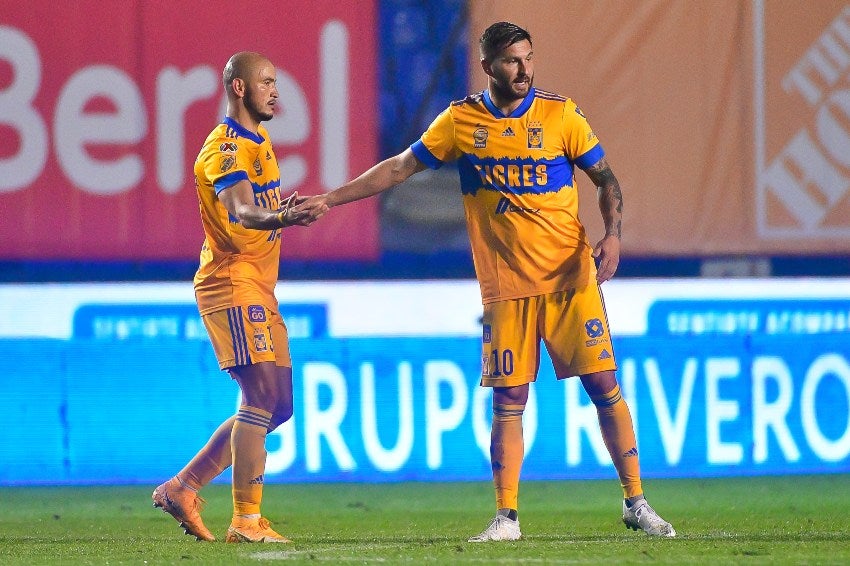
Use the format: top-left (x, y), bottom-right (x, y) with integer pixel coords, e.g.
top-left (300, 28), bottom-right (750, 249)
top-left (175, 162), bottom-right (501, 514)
top-left (231, 406), bottom-right (272, 516)
top-left (491, 403), bottom-right (525, 511)
top-left (178, 416), bottom-right (236, 491)
top-left (591, 384), bottom-right (643, 499)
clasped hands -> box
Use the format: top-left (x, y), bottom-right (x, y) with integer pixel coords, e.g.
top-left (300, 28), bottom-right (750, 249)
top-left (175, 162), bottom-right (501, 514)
top-left (278, 192), bottom-right (329, 227)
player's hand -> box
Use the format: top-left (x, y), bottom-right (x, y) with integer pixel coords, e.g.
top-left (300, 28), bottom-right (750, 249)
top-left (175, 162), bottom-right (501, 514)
top-left (284, 194), bottom-right (329, 226)
top-left (592, 234), bottom-right (620, 283)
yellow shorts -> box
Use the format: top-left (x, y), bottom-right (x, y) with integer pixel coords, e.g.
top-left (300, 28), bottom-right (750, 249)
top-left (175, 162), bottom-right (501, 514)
top-left (202, 304), bottom-right (291, 370)
top-left (480, 285), bottom-right (617, 387)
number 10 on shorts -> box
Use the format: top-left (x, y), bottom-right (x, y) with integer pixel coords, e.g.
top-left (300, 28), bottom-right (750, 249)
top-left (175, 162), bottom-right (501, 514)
top-left (482, 348), bottom-right (514, 377)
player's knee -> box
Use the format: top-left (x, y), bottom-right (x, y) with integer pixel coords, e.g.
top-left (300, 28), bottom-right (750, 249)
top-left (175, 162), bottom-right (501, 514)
top-left (268, 403), bottom-right (294, 430)
top-left (580, 370), bottom-right (618, 397)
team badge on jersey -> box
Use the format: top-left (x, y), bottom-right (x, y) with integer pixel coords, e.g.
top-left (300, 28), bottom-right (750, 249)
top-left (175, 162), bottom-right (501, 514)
top-left (528, 122), bottom-right (543, 149)
top-left (473, 126), bottom-right (488, 148)
top-left (253, 157), bottom-right (263, 176)
top-left (220, 155), bottom-right (235, 172)
top-left (254, 332), bottom-right (268, 352)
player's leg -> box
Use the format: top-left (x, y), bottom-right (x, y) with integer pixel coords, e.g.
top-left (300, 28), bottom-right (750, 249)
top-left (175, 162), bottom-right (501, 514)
top-left (469, 383), bottom-right (528, 543)
top-left (151, 415), bottom-right (234, 541)
top-left (225, 361), bottom-right (291, 543)
top-left (581, 370), bottom-right (675, 536)
top-left (491, 384), bottom-right (527, 518)
top-left (469, 298), bottom-right (538, 543)
top-left (581, 370), bottom-right (641, 498)
top-left (544, 285), bottom-right (674, 536)
top-left (154, 399), bottom-right (290, 540)
top-left (225, 307), bottom-right (293, 543)
top-left (152, 306), bottom-right (252, 542)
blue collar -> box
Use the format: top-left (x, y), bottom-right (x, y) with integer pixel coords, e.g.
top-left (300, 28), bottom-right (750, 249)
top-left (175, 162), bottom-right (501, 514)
top-left (222, 116), bottom-right (265, 144)
top-left (482, 87), bottom-right (535, 118)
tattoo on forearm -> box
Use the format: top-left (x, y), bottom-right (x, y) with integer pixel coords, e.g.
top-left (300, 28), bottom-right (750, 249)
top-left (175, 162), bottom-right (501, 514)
top-left (587, 158), bottom-right (623, 238)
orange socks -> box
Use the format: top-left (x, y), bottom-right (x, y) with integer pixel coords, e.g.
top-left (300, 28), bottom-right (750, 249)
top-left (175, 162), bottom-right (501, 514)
top-left (491, 403), bottom-right (525, 511)
top-left (231, 406), bottom-right (272, 517)
top-left (591, 384), bottom-right (643, 499)
top-left (177, 415), bottom-right (236, 491)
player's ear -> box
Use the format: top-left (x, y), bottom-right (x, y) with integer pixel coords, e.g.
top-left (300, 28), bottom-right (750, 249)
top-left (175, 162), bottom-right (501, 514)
top-left (480, 57), bottom-right (494, 77)
top-left (231, 77), bottom-right (245, 98)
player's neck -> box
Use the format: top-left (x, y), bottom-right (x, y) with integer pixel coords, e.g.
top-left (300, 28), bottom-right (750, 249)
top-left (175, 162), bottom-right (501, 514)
top-left (226, 106), bottom-right (261, 134)
top-left (487, 89), bottom-right (524, 117)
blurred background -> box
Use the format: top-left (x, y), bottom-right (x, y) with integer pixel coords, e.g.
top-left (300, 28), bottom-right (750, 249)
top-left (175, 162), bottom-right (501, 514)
top-left (1, 0), bottom-right (848, 485)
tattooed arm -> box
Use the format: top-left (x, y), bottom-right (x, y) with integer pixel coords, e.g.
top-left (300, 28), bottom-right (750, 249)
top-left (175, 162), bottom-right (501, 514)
top-left (584, 157), bottom-right (623, 283)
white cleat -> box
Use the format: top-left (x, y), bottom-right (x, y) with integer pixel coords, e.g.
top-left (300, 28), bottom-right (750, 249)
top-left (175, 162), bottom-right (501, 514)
top-left (622, 499), bottom-right (676, 537)
top-left (467, 514), bottom-right (522, 542)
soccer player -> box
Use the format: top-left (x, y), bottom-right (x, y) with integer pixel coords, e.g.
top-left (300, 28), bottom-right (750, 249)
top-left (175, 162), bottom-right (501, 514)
top-left (306, 22), bottom-right (676, 541)
top-left (152, 51), bottom-right (327, 543)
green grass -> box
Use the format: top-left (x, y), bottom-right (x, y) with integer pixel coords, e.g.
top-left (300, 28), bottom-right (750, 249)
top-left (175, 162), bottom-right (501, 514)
top-left (1, 476), bottom-right (848, 565)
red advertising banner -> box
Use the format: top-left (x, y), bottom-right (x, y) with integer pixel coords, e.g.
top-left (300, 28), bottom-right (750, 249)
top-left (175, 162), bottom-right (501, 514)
top-left (0, 1), bottom-right (378, 260)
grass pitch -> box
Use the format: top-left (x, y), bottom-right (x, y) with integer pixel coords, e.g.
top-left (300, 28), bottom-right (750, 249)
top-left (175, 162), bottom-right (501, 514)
top-left (1, 475), bottom-right (847, 565)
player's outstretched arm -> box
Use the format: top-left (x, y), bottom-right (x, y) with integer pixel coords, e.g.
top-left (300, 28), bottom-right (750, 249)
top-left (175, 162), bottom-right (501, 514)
top-left (322, 148), bottom-right (427, 209)
top-left (584, 157), bottom-right (623, 283)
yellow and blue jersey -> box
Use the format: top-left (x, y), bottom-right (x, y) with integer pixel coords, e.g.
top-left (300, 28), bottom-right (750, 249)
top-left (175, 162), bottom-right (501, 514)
top-left (411, 87), bottom-right (604, 303)
top-left (193, 117), bottom-right (283, 315)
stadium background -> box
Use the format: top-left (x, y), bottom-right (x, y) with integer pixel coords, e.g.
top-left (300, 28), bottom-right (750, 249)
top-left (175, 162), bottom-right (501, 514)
top-left (0, 0), bottom-right (848, 485)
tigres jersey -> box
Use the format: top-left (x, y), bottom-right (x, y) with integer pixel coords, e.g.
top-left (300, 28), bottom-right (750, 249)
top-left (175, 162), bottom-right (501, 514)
top-left (410, 87), bottom-right (605, 303)
top-left (193, 117), bottom-right (283, 315)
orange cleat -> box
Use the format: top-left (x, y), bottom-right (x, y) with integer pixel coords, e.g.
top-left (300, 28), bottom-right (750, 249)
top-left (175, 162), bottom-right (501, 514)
top-left (152, 477), bottom-right (216, 542)
top-left (225, 516), bottom-right (291, 543)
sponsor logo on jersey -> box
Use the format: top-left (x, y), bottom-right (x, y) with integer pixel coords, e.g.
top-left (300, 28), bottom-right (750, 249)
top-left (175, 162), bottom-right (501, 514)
top-left (249, 474), bottom-right (264, 484)
top-left (473, 126), bottom-right (488, 148)
top-left (502, 127), bottom-right (515, 137)
top-left (528, 122), bottom-right (543, 149)
top-left (248, 305), bottom-right (266, 322)
top-left (585, 318), bottom-right (604, 338)
top-left (219, 141), bottom-right (238, 153)
top-left (495, 196), bottom-right (540, 215)
top-left (482, 323), bottom-right (492, 344)
top-left (622, 446), bottom-right (638, 457)
top-left (598, 349), bottom-right (612, 360)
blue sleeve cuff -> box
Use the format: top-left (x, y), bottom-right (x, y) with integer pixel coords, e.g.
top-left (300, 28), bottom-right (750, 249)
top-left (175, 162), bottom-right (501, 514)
top-left (574, 144), bottom-right (605, 170)
top-left (410, 140), bottom-right (443, 170)
top-left (214, 170), bottom-right (249, 194)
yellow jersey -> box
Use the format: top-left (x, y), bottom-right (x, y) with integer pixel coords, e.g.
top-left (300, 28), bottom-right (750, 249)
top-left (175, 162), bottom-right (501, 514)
top-left (193, 117), bottom-right (283, 315)
top-left (411, 88), bottom-right (604, 303)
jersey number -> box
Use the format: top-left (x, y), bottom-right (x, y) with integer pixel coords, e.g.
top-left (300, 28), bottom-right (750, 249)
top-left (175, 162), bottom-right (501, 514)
top-left (489, 348), bottom-right (514, 377)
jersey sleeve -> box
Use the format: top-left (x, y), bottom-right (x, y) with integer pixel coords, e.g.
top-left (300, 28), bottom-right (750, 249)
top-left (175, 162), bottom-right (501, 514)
top-left (410, 107), bottom-right (463, 169)
top-left (562, 99), bottom-right (605, 170)
top-left (200, 134), bottom-right (253, 194)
